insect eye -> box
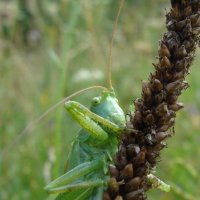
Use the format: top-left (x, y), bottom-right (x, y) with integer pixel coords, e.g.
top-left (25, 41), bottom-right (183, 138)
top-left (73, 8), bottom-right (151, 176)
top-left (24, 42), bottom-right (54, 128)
top-left (92, 97), bottom-right (100, 105)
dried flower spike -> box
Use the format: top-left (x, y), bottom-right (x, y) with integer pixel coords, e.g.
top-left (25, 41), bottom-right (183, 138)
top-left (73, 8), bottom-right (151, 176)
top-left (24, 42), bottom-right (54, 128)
top-left (106, 1), bottom-right (200, 199)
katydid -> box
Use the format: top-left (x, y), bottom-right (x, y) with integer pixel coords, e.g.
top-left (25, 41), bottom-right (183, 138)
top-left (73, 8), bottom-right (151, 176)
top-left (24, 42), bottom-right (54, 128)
top-left (44, 91), bottom-right (170, 200)
top-left (45, 89), bottom-right (126, 199)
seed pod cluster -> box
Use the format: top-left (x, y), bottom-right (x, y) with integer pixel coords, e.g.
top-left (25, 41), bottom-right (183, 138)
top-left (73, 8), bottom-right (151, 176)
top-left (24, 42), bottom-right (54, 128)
top-left (105, 1), bottom-right (200, 199)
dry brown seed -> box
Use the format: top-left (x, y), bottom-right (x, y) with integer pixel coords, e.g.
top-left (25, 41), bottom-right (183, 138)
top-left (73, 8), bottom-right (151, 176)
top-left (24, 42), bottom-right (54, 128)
top-left (133, 149), bottom-right (146, 165)
top-left (134, 98), bottom-right (143, 111)
top-left (109, 165), bottom-right (119, 178)
top-left (175, 59), bottom-right (186, 70)
top-left (154, 92), bottom-right (165, 104)
top-left (182, 22), bottom-right (192, 38)
top-left (173, 70), bottom-right (185, 80)
top-left (119, 144), bottom-right (127, 156)
top-left (190, 13), bottom-right (200, 26)
top-left (168, 102), bottom-right (184, 111)
top-left (182, 38), bottom-right (195, 50)
top-left (108, 178), bottom-right (119, 194)
top-left (155, 132), bottom-right (169, 142)
top-left (146, 150), bottom-right (160, 161)
top-left (115, 155), bottom-right (127, 170)
top-left (170, 7), bottom-right (181, 20)
top-left (151, 79), bottom-right (163, 92)
top-left (126, 189), bottom-right (144, 200)
top-left (127, 144), bottom-right (140, 157)
top-left (160, 56), bottom-right (171, 69)
top-left (175, 19), bottom-right (187, 30)
top-left (166, 19), bottom-right (176, 30)
top-left (155, 103), bottom-right (168, 116)
top-left (165, 80), bottom-right (180, 94)
top-left (142, 81), bottom-right (151, 92)
top-left (135, 165), bottom-right (148, 177)
top-left (142, 81), bottom-right (152, 104)
top-left (158, 41), bottom-right (171, 58)
top-left (164, 31), bottom-right (180, 50)
top-left (163, 110), bottom-right (175, 123)
top-left (125, 177), bottom-right (142, 192)
top-left (158, 112), bottom-right (171, 125)
top-left (167, 93), bottom-right (178, 104)
top-left (144, 113), bottom-right (154, 125)
top-left (133, 111), bottom-right (143, 127)
top-left (165, 72), bottom-right (174, 82)
top-left (120, 164), bottom-right (134, 180)
top-left (183, 5), bottom-right (192, 17)
top-left (153, 142), bottom-right (167, 151)
top-left (157, 124), bottom-right (170, 132)
top-left (174, 45), bottom-right (187, 58)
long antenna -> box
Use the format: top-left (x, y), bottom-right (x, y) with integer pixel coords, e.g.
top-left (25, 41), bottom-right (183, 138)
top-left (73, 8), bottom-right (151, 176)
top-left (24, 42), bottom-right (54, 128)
top-left (107, 0), bottom-right (125, 89)
top-left (1, 85), bottom-right (107, 157)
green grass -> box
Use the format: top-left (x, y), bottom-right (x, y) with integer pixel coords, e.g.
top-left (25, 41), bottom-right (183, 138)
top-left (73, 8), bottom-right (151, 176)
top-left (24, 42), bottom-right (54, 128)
top-left (0, 0), bottom-right (200, 199)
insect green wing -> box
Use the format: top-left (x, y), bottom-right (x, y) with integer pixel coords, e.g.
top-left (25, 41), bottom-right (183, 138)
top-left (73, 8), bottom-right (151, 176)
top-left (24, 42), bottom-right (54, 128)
top-left (45, 90), bottom-right (126, 199)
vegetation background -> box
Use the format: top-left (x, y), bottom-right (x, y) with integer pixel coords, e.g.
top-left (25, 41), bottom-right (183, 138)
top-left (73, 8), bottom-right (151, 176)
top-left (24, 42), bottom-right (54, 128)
top-left (0, 0), bottom-right (199, 199)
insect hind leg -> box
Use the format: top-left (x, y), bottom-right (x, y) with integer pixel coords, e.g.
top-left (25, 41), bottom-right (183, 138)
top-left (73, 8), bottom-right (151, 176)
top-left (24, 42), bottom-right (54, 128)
top-left (55, 188), bottom-right (93, 200)
top-left (45, 159), bottom-right (103, 194)
top-left (48, 179), bottom-right (104, 194)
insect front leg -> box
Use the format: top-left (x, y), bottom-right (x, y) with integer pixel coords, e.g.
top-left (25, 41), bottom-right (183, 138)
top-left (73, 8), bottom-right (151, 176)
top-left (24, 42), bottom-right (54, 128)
top-left (65, 101), bottom-right (123, 140)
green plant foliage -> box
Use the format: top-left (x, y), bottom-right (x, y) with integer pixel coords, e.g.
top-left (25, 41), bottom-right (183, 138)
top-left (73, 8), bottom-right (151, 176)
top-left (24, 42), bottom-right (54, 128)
top-left (0, 0), bottom-right (199, 200)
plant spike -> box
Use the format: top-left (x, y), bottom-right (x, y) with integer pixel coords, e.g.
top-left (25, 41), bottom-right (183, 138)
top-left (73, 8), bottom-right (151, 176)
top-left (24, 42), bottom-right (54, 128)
top-left (106, 1), bottom-right (200, 199)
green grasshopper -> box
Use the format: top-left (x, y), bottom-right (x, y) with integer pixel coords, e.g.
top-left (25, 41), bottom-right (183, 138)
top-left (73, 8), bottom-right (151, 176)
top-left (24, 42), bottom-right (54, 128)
top-left (44, 88), bottom-right (126, 199)
top-left (44, 92), bottom-right (170, 200)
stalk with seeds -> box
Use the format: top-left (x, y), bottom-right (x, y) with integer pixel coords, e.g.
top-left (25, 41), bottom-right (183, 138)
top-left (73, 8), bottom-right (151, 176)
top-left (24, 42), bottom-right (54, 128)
top-left (105, 1), bottom-right (200, 199)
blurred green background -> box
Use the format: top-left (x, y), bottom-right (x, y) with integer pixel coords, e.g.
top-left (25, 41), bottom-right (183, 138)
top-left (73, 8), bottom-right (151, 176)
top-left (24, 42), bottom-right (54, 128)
top-left (0, 0), bottom-right (200, 199)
